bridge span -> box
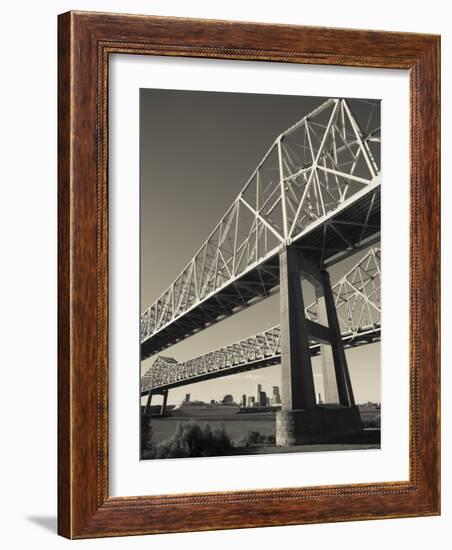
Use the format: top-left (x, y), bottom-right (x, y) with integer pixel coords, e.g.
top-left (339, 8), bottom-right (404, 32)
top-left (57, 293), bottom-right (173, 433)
top-left (141, 98), bottom-right (381, 445)
top-left (141, 98), bottom-right (380, 359)
top-left (141, 247), bottom-right (380, 395)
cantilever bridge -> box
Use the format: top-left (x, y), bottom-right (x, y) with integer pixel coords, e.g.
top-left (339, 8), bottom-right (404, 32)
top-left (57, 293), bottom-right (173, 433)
top-left (141, 98), bottom-right (381, 445)
top-left (142, 247), bottom-right (380, 395)
top-left (141, 98), bottom-right (380, 360)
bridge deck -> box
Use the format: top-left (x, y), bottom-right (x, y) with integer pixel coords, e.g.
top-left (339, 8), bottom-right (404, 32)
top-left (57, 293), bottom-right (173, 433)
top-left (142, 247), bottom-right (381, 394)
top-left (141, 98), bottom-right (381, 359)
top-left (141, 185), bottom-right (379, 359)
top-left (141, 326), bottom-right (380, 396)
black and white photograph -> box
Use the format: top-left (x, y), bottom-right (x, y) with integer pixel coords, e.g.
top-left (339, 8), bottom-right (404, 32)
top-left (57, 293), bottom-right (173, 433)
top-left (1, 0), bottom-right (444, 546)
top-left (139, 90), bottom-right (381, 460)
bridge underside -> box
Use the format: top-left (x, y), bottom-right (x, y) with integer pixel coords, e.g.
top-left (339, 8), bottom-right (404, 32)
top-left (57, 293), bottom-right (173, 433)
top-left (141, 326), bottom-right (380, 396)
top-left (140, 254), bottom-right (280, 360)
top-left (141, 356), bottom-right (281, 396)
top-left (141, 187), bottom-right (380, 360)
top-left (294, 187), bottom-right (380, 268)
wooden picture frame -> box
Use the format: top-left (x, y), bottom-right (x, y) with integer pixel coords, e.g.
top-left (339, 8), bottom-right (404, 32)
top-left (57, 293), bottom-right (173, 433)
top-left (58, 11), bottom-right (440, 539)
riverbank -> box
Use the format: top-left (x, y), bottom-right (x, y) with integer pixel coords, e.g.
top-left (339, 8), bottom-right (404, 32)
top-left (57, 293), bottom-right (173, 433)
top-left (142, 412), bottom-right (380, 459)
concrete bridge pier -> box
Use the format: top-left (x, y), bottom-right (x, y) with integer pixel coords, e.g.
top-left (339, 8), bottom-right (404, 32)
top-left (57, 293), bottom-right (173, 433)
top-left (143, 392), bottom-right (153, 419)
top-left (160, 390), bottom-right (168, 416)
top-left (142, 390), bottom-right (169, 418)
top-left (276, 246), bottom-right (362, 446)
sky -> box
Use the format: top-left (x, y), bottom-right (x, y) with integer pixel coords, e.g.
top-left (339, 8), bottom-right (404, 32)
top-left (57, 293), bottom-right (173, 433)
top-left (140, 89), bottom-right (380, 407)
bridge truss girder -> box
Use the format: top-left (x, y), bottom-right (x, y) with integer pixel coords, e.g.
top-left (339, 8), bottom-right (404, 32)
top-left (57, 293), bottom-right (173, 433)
top-left (141, 98), bottom-right (381, 359)
top-left (141, 246), bottom-right (381, 395)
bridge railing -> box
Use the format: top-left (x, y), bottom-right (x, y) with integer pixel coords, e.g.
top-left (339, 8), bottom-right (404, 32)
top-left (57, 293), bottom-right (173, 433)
top-left (141, 98), bottom-right (381, 344)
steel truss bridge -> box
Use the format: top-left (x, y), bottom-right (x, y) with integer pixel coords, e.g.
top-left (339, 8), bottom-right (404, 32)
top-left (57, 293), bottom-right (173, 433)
top-left (141, 98), bottom-right (381, 360)
top-left (141, 247), bottom-right (381, 395)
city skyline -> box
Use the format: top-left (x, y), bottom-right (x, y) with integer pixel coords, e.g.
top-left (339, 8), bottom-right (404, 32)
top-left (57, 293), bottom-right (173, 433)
top-left (161, 382), bottom-right (380, 408)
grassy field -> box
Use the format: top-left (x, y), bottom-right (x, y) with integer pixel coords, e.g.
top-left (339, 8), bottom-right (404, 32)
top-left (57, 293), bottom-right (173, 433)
top-left (144, 410), bottom-right (381, 459)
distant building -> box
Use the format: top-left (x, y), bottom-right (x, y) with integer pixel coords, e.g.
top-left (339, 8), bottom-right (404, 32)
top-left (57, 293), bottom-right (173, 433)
top-left (185, 393), bottom-right (190, 403)
top-left (242, 394), bottom-right (247, 407)
top-left (258, 390), bottom-right (267, 407)
top-left (272, 386), bottom-right (281, 405)
top-left (248, 396), bottom-right (256, 407)
top-left (222, 394), bottom-right (234, 404)
top-left (256, 384), bottom-right (262, 403)
top-left (266, 396), bottom-right (271, 407)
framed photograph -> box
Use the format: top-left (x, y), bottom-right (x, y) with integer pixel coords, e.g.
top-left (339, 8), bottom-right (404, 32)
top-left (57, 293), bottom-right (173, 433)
top-left (58, 11), bottom-right (440, 538)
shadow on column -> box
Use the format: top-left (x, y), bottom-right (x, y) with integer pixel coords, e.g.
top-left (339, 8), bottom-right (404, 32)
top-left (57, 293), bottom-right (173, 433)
top-left (276, 245), bottom-right (362, 446)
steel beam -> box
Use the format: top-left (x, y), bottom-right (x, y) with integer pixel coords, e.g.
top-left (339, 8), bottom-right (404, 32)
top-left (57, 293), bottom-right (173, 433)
top-left (141, 98), bottom-right (381, 355)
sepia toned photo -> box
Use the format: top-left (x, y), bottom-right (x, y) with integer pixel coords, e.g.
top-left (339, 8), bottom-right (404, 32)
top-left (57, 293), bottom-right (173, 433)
top-left (139, 90), bottom-right (381, 460)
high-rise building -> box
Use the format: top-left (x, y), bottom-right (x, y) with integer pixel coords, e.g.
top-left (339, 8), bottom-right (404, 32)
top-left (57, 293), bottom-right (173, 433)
top-left (258, 391), bottom-right (267, 407)
top-left (242, 394), bottom-right (247, 407)
top-left (272, 386), bottom-right (281, 405)
top-left (256, 384), bottom-right (262, 402)
top-left (247, 396), bottom-right (256, 407)
top-left (256, 384), bottom-right (264, 406)
top-left (185, 393), bottom-right (190, 403)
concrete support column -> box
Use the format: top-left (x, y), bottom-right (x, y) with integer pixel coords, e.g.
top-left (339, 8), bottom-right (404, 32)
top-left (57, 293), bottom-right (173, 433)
top-left (321, 344), bottom-right (341, 404)
top-left (277, 247), bottom-right (361, 446)
top-left (321, 270), bottom-right (356, 407)
top-left (143, 392), bottom-right (153, 418)
top-left (315, 288), bottom-right (340, 404)
top-left (160, 390), bottom-right (168, 416)
top-left (279, 246), bottom-right (316, 411)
